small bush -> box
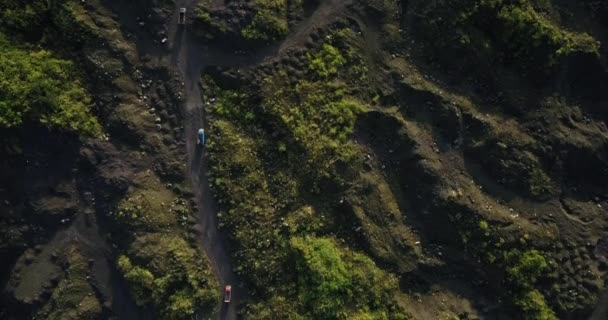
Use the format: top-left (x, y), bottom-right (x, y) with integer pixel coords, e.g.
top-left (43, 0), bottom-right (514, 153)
top-left (241, 0), bottom-right (289, 41)
top-left (514, 289), bottom-right (557, 320)
top-left (505, 249), bottom-right (548, 289)
top-left (242, 10), bottom-right (288, 41)
top-left (307, 44), bottom-right (347, 78)
top-left (118, 256), bottom-right (155, 305)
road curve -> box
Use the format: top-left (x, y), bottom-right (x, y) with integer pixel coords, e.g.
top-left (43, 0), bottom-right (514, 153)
top-left (169, 1), bottom-right (241, 319)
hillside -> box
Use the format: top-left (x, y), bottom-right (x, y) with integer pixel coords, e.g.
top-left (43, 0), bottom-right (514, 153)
top-left (1, 0), bottom-right (607, 319)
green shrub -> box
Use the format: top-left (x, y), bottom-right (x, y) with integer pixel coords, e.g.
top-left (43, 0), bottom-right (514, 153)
top-left (259, 74), bottom-right (365, 181)
top-left (242, 9), bottom-right (288, 41)
top-left (447, 212), bottom-right (556, 318)
top-left (194, 0), bottom-right (212, 23)
top-left (50, 1), bottom-right (99, 46)
top-left (241, 0), bottom-right (289, 41)
top-left (0, 35), bottom-right (102, 137)
top-left (514, 289), bottom-right (557, 320)
top-left (504, 249), bottom-right (548, 289)
top-left (118, 256), bottom-right (155, 305)
top-left (290, 236), bottom-right (407, 320)
top-left (291, 237), bottom-right (351, 316)
top-left (307, 44), bottom-right (347, 78)
top-left (489, 0), bottom-right (599, 65)
top-left (0, 0), bottom-right (48, 37)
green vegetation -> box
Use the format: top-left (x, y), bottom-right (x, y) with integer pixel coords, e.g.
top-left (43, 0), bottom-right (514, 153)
top-left (50, 0), bottom-right (100, 46)
top-left (1, 1), bottom-right (215, 320)
top-left (117, 234), bottom-right (219, 319)
top-left (514, 289), bottom-right (557, 320)
top-left (0, 0), bottom-right (103, 137)
top-left (208, 69), bottom-right (366, 185)
top-left (241, 0), bottom-right (289, 41)
top-left (0, 0), bottom-right (48, 38)
top-left (205, 32), bottom-right (411, 318)
top-left (112, 174), bottom-right (218, 318)
top-left (488, 0), bottom-right (599, 64)
top-left (413, 0), bottom-right (599, 70)
top-left (449, 210), bottom-right (556, 318)
top-left (472, 139), bottom-right (558, 200)
top-left (194, 0), bottom-right (212, 24)
top-left (193, 0), bottom-right (232, 40)
top-left (261, 76), bottom-right (365, 177)
top-left (291, 236), bottom-right (407, 319)
top-left (37, 246), bottom-right (102, 320)
top-left (504, 249), bottom-right (549, 288)
top-left (307, 43), bottom-right (347, 78)
top-left (115, 177), bottom-right (187, 230)
top-left (504, 249), bottom-right (555, 319)
top-left (0, 0), bottom-right (99, 45)
top-left (0, 35), bottom-right (102, 137)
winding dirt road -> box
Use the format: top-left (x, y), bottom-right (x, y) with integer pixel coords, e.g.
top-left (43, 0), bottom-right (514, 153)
top-left (170, 1), bottom-right (241, 319)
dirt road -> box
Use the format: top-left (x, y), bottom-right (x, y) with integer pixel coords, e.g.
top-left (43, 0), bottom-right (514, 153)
top-left (170, 1), bottom-right (241, 319)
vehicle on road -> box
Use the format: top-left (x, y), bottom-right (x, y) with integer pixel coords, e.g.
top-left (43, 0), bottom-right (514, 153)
top-left (178, 8), bottom-right (186, 25)
top-left (224, 285), bottom-right (232, 303)
top-left (198, 128), bottom-right (205, 146)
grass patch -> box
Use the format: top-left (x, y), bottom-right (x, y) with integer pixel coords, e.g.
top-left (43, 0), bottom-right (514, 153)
top-left (37, 246), bottom-right (102, 320)
top-left (290, 236), bottom-right (408, 319)
top-left (115, 175), bottom-right (186, 230)
top-left (117, 233), bottom-right (219, 319)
